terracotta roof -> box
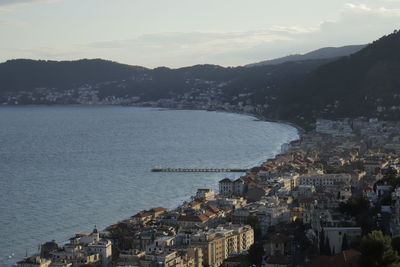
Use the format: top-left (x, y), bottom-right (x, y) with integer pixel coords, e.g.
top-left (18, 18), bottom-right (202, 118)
top-left (190, 201), bottom-right (202, 207)
top-left (207, 205), bottom-right (220, 213)
top-left (178, 214), bottom-right (209, 223)
top-left (150, 207), bottom-right (167, 212)
top-left (241, 176), bottom-right (254, 183)
top-left (203, 210), bottom-right (216, 218)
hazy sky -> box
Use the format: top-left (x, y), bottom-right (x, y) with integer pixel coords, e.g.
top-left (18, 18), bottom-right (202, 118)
top-left (0, 0), bottom-right (399, 68)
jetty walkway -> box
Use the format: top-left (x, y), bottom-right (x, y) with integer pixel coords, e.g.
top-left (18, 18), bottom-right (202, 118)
top-left (151, 167), bottom-right (248, 173)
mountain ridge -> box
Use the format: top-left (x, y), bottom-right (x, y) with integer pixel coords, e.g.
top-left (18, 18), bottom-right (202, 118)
top-left (1, 31), bottom-right (400, 130)
top-left (245, 44), bottom-right (366, 67)
top-left (277, 30), bottom-right (400, 126)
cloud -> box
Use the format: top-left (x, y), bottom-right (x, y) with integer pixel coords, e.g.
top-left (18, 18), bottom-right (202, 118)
top-left (0, 0), bottom-right (54, 6)
top-left (77, 2), bottom-right (400, 68)
top-left (312, 3), bottom-right (400, 45)
top-left (85, 30), bottom-right (295, 53)
top-left (269, 26), bottom-right (318, 34)
top-left (3, 2), bottom-right (400, 68)
top-left (0, 0), bottom-right (59, 13)
top-left (80, 30), bottom-right (299, 67)
top-left (344, 3), bottom-right (400, 16)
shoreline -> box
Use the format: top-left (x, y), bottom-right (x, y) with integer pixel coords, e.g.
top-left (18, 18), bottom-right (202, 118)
top-left (1, 104), bottom-right (301, 267)
top-left (0, 103), bottom-right (306, 135)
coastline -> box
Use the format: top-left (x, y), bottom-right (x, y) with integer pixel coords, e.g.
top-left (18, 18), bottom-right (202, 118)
top-left (1, 104), bottom-right (300, 267)
top-left (138, 104), bottom-right (305, 137)
top-left (0, 103), bottom-right (305, 136)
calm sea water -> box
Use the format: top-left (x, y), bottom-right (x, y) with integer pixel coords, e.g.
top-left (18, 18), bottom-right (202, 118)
top-left (0, 106), bottom-right (298, 265)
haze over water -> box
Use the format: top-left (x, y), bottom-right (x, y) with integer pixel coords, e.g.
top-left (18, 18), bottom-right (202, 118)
top-left (0, 106), bottom-right (298, 266)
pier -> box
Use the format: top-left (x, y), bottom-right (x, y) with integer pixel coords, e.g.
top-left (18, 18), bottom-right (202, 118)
top-left (151, 167), bottom-right (248, 173)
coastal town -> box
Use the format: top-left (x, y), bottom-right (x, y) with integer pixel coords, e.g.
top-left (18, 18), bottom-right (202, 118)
top-left (15, 117), bottom-right (400, 267)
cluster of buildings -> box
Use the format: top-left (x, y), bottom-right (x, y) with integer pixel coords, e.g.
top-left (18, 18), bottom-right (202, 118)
top-left (1, 83), bottom-right (140, 106)
top-left (18, 229), bottom-right (112, 267)
top-left (17, 190), bottom-right (254, 267)
top-left (1, 78), bottom-right (269, 118)
top-left (16, 117), bottom-right (400, 267)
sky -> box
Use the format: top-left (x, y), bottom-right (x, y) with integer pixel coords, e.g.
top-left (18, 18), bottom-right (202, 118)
top-left (0, 0), bottom-right (399, 68)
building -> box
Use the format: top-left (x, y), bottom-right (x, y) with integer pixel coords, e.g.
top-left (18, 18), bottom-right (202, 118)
top-left (257, 205), bottom-right (291, 235)
top-left (177, 214), bottom-right (209, 227)
top-left (299, 174), bottom-right (351, 188)
top-left (88, 239), bottom-right (112, 267)
top-left (40, 241), bottom-right (59, 259)
top-left (315, 119), bottom-right (354, 137)
top-left (140, 250), bottom-right (183, 267)
top-left (17, 257), bottom-right (52, 267)
top-left (292, 185), bottom-right (315, 199)
top-left (47, 228), bottom-right (112, 267)
top-left (219, 178), bottom-right (247, 198)
top-left (221, 254), bottom-right (249, 267)
top-left (391, 187), bottom-right (400, 235)
top-left (245, 186), bottom-right (270, 203)
top-left (195, 189), bottom-right (215, 201)
top-left (190, 225), bottom-right (254, 267)
top-left (323, 227), bottom-right (362, 254)
top-left (149, 207), bottom-right (168, 218)
top-left (131, 211), bottom-right (153, 225)
top-left (264, 233), bottom-right (290, 257)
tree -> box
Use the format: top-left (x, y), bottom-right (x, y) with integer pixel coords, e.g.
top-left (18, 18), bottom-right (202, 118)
top-left (339, 196), bottom-right (370, 217)
top-left (319, 229), bottom-right (326, 254)
top-left (248, 242), bottom-right (264, 266)
top-left (392, 236), bottom-right (400, 255)
top-left (342, 233), bottom-right (349, 251)
top-left (359, 230), bottom-right (400, 267)
top-left (382, 167), bottom-right (398, 179)
top-left (339, 196), bottom-right (375, 234)
top-left (246, 215), bottom-right (262, 241)
top-left (325, 237), bottom-right (332, 256)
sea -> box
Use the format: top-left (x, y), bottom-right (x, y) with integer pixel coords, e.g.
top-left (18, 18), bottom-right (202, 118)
top-left (0, 106), bottom-right (298, 266)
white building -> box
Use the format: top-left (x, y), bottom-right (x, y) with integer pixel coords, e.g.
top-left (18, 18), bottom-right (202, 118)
top-left (323, 227), bottom-right (362, 254)
top-left (299, 174), bottom-right (351, 187)
top-left (219, 178), bottom-right (246, 197)
top-left (391, 188), bottom-right (400, 235)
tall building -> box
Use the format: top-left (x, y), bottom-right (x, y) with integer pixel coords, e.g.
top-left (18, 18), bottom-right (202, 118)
top-left (190, 225), bottom-right (254, 267)
top-left (219, 178), bottom-right (247, 198)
